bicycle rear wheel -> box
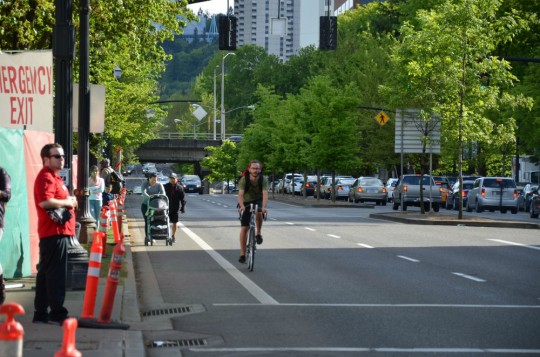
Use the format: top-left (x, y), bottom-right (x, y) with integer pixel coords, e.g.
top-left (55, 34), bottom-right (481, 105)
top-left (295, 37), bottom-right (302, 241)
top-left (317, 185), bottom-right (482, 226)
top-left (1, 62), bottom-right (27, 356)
top-left (247, 226), bottom-right (255, 271)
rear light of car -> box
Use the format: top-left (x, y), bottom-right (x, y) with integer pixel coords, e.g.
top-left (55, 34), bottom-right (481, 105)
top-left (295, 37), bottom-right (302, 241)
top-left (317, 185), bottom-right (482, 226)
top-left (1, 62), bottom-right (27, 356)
top-left (513, 189), bottom-right (517, 199)
top-left (481, 187), bottom-right (486, 197)
top-left (382, 188), bottom-right (387, 193)
top-left (338, 185), bottom-right (344, 191)
top-left (462, 191), bottom-right (467, 198)
top-left (439, 186), bottom-right (443, 193)
top-left (403, 185), bottom-right (408, 192)
top-left (357, 187), bottom-right (363, 193)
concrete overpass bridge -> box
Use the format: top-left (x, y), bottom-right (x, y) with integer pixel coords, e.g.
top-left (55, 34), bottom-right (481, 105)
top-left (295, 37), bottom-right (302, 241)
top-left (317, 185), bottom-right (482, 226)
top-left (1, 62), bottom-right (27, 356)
top-left (135, 132), bottom-right (241, 175)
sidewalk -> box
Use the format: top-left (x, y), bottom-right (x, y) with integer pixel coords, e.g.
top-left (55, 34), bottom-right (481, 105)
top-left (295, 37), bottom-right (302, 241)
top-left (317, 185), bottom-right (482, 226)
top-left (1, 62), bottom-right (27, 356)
top-left (3, 218), bottom-right (146, 357)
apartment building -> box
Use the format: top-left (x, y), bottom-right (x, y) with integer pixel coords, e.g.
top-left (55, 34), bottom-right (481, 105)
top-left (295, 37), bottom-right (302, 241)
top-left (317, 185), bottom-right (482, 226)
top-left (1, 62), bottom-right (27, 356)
top-left (234, 0), bottom-right (332, 61)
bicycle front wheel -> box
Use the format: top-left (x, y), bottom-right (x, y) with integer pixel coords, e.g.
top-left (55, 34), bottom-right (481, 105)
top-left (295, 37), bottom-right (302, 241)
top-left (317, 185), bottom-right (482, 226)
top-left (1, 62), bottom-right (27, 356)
top-left (247, 226), bottom-right (255, 271)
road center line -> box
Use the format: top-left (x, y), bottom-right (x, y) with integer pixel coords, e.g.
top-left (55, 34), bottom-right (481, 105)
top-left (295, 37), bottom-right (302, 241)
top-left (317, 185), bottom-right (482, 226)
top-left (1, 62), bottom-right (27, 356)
top-left (304, 227), bottom-right (316, 231)
top-left (328, 234), bottom-right (341, 239)
top-left (179, 223), bottom-right (279, 305)
top-left (357, 243), bottom-right (374, 248)
top-left (488, 239), bottom-right (540, 251)
top-left (452, 272), bottom-right (486, 282)
top-left (397, 255), bottom-right (420, 262)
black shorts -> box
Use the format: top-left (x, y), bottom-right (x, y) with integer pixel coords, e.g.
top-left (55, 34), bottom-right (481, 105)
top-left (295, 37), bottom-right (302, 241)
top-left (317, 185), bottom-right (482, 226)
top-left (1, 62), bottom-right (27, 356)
top-left (240, 200), bottom-right (262, 227)
top-left (169, 212), bottom-right (179, 223)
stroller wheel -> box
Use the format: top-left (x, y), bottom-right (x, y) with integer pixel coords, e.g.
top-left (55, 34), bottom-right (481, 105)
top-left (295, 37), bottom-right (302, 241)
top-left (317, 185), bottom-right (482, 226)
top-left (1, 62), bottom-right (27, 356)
top-left (165, 239), bottom-right (169, 246)
top-left (144, 238), bottom-right (149, 246)
top-left (151, 239), bottom-right (155, 246)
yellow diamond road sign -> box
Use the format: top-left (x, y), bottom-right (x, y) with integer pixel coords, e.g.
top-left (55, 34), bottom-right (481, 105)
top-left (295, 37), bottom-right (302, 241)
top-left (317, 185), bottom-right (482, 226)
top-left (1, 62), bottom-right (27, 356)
top-left (375, 111), bottom-right (390, 126)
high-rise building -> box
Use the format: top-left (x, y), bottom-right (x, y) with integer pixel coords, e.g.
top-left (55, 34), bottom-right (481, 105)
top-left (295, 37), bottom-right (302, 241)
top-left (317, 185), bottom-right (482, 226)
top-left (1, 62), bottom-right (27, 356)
top-left (234, 0), bottom-right (333, 61)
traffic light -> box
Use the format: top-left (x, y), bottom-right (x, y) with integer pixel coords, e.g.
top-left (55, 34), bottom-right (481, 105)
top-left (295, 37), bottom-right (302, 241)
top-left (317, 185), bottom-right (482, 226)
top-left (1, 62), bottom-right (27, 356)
top-left (319, 16), bottom-right (337, 51)
top-left (218, 15), bottom-right (237, 51)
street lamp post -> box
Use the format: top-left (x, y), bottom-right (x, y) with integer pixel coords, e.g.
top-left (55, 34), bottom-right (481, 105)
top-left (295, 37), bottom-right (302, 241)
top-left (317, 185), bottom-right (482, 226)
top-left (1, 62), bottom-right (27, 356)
top-left (75, 0), bottom-right (95, 243)
top-left (213, 65), bottom-right (219, 140)
top-left (221, 52), bottom-right (236, 140)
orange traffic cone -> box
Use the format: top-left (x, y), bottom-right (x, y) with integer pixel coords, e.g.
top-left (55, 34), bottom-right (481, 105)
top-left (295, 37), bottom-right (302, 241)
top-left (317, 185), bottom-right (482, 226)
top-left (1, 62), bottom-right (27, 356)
top-left (54, 318), bottom-right (81, 357)
top-left (0, 302), bottom-right (25, 357)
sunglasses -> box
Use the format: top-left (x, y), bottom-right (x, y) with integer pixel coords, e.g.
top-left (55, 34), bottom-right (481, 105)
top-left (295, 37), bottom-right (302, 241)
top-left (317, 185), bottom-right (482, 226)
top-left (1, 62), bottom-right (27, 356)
top-left (50, 154), bottom-right (65, 159)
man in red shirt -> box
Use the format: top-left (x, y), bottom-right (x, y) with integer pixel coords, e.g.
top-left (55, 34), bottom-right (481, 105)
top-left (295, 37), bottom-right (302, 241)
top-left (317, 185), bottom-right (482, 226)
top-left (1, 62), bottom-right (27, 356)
top-left (33, 143), bottom-right (77, 325)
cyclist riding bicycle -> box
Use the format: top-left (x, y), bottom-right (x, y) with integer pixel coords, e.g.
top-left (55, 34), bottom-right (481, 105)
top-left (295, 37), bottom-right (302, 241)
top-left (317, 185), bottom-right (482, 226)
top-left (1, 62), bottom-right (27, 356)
top-left (237, 160), bottom-right (268, 263)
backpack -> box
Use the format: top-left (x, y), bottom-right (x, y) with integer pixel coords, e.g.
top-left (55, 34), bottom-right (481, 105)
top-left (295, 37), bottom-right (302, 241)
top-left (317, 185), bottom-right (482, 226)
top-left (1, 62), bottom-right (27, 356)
top-left (110, 170), bottom-right (124, 195)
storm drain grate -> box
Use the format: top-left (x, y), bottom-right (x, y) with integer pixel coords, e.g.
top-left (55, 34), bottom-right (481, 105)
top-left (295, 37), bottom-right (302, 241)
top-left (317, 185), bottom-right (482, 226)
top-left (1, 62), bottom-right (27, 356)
top-left (146, 339), bottom-right (207, 348)
top-left (142, 306), bottom-right (192, 317)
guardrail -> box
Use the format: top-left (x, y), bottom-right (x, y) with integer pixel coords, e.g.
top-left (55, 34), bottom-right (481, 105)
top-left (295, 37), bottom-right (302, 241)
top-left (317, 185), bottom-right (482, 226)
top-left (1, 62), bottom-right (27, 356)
top-left (157, 132), bottom-right (243, 140)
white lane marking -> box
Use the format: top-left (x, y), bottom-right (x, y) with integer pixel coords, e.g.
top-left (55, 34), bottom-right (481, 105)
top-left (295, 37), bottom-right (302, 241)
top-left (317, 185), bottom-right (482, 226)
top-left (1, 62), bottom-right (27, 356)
top-left (357, 243), bottom-right (374, 248)
top-left (304, 227), bottom-right (316, 232)
top-left (179, 223), bottom-right (278, 305)
top-left (397, 255), bottom-right (420, 263)
top-left (328, 234), bottom-right (341, 239)
top-left (190, 347), bottom-right (540, 354)
top-left (286, 222), bottom-right (295, 225)
top-left (452, 272), bottom-right (486, 282)
top-left (214, 303), bottom-right (540, 309)
top-left (488, 239), bottom-right (540, 251)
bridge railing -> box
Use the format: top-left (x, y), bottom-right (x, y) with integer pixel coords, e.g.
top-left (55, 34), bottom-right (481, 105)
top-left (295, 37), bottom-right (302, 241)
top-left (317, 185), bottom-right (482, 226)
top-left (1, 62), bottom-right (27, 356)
top-left (157, 132), bottom-right (243, 140)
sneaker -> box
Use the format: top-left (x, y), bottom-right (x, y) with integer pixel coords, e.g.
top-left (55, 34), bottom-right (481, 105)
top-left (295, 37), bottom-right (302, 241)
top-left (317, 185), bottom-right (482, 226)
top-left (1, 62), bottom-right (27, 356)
top-left (238, 255), bottom-right (246, 263)
top-left (256, 234), bottom-right (263, 245)
top-left (172, 236), bottom-right (176, 243)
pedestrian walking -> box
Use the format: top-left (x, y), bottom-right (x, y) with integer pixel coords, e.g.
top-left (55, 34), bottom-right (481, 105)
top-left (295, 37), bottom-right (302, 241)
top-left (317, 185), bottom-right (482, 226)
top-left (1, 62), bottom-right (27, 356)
top-left (141, 172), bottom-right (165, 239)
top-left (164, 173), bottom-right (186, 243)
top-left (0, 166), bottom-right (12, 305)
top-left (88, 165), bottom-right (104, 222)
top-left (32, 143), bottom-right (77, 325)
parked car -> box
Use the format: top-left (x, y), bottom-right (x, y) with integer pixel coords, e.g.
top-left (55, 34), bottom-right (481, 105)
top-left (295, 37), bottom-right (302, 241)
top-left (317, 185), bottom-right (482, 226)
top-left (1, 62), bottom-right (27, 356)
top-left (301, 176), bottom-right (318, 196)
top-left (157, 174), bottom-right (169, 185)
top-left (529, 189), bottom-right (540, 218)
top-left (280, 173), bottom-right (302, 194)
top-left (385, 178), bottom-right (398, 202)
top-left (445, 180), bottom-right (475, 210)
top-left (348, 177), bottom-right (387, 205)
top-left (123, 164), bottom-right (135, 176)
top-left (519, 184), bottom-right (539, 212)
top-left (285, 177), bottom-right (304, 195)
top-left (320, 176), bottom-right (353, 199)
top-left (181, 174), bottom-right (203, 194)
top-left (392, 175), bottom-right (442, 212)
top-left (466, 177), bottom-right (518, 214)
top-left (433, 176), bottom-right (451, 205)
top-left (327, 178), bottom-right (356, 200)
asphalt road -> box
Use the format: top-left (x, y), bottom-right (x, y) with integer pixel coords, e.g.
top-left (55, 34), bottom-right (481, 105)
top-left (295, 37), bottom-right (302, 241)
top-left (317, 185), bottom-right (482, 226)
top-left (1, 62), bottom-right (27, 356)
top-left (125, 187), bottom-right (540, 357)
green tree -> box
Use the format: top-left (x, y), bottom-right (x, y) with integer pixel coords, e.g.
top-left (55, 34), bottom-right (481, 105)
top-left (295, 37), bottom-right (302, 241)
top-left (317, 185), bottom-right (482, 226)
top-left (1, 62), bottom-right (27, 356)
top-left (201, 140), bottom-right (239, 185)
top-left (1, 0), bottom-right (197, 161)
top-left (383, 0), bottom-right (534, 215)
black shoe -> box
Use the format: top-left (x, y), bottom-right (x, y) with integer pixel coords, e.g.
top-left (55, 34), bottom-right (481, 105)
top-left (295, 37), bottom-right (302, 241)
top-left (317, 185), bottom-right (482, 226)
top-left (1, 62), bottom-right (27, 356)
top-left (256, 234), bottom-right (263, 245)
top-left (172, 236), bottom-right (176, 243)
top-left (238, 255), bottom-right (246, 263)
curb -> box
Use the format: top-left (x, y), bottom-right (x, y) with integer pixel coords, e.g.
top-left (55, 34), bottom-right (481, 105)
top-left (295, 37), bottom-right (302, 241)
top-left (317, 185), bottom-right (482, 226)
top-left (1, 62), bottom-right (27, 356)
top-left (369, 213), bottom-right (540, 229)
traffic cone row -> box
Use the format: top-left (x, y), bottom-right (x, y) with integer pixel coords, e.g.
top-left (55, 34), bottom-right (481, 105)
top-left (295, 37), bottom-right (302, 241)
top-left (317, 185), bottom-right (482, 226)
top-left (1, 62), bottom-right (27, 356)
top-left (81, 232), bottom-right (104, 320)
top-left (78, 196), bottom-right (130, 330)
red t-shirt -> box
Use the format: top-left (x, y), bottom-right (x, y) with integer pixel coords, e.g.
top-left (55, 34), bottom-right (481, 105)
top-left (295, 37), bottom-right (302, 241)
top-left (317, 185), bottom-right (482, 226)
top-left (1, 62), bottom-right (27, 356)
top-left (34, 166), bottom-right (76, 238)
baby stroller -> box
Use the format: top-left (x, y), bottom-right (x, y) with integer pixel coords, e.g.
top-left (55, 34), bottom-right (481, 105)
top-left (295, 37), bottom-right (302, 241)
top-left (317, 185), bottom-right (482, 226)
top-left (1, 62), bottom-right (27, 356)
top-left (145, 194), bottom-right (172, 246)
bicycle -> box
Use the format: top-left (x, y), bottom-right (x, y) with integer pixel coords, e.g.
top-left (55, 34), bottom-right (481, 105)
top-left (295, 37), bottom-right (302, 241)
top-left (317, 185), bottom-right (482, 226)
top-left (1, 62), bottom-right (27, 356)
top-left (240, 203), bottom-right (266, 272)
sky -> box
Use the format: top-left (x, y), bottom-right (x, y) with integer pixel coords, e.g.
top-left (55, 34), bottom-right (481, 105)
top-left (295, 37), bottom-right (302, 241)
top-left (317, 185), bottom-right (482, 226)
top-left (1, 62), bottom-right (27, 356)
top-left (187, 0), bottom-right (232, 15)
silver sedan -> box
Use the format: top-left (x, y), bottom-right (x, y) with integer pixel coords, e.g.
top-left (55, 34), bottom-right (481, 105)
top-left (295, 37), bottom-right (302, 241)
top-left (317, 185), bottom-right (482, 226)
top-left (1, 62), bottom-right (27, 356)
top-left (348, 177), bottom-right (387, 205)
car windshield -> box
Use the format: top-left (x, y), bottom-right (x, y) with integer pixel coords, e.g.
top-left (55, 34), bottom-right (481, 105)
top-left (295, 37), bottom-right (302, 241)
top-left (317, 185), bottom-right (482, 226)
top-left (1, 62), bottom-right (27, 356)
top-left (360, 178), bottom-right (383, 186)
top-left (338, 179), bottom-right (355, 185)
top-left (402, 176), bottom-right (432, 185)
top-left (483, 178), bottom-right (515, 188)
